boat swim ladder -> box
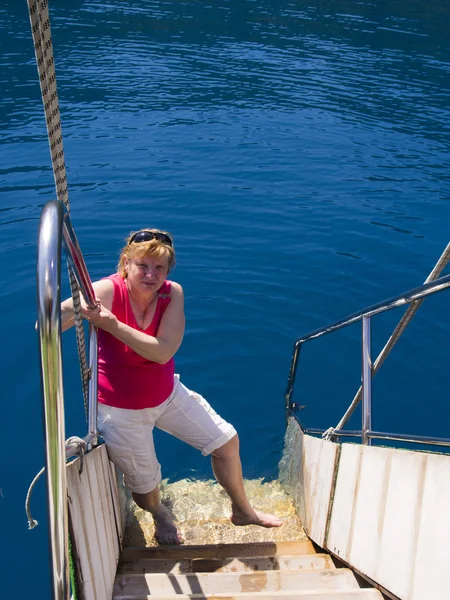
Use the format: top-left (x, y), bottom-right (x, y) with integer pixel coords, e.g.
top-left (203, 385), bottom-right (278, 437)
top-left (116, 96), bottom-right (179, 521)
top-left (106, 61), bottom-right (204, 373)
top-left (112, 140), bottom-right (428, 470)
top-left (36, 199), bottom-right (100, 600)
top-left (285, 249), bottom-right (450, 448)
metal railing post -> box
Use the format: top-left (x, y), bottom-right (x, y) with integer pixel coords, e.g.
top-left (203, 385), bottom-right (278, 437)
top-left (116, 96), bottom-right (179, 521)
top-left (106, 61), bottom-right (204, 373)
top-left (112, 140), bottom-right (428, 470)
top-left (88, 324), bottom-right (99, 438)
top-left (362, 316), bottom-right (372, 445)
top-left (62, 207), bottom-right (99, 444)
top-left (285, 340), bottom-right (303, 414)
top-left (37, 199), bottom-right (101, 599)
top-left (37, 201), bottom-right (70, 600)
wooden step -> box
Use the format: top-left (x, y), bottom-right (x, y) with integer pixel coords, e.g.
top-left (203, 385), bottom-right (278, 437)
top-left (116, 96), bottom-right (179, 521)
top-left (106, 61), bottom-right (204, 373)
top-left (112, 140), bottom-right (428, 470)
top-left (113, 568), bottom-right (360, 597)
top-left (118, 553), bottom-right (336, 574)
top-left (113, 590), bottom-right (383, 600)
top-left (121, 540), bottom-right (316, 562)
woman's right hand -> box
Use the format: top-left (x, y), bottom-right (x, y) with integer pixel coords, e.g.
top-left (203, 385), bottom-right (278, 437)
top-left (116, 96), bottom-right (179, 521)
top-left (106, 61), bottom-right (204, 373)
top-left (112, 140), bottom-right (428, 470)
top-left (61, 278), bottom-right (114, 332)
top-left (80, 297), bottom-right (116, 331)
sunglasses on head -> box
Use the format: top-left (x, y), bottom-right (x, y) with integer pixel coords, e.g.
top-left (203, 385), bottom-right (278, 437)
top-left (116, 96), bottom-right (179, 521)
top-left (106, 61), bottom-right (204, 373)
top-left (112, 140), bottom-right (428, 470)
top-left (129, 230), bottom-right (173, 246)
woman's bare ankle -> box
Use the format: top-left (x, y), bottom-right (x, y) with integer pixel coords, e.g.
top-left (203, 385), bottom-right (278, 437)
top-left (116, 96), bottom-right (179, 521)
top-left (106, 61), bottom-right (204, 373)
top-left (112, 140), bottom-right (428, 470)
top-left (152, 503), bottom-right (183, 545)
top-left (132, 489), bottom-right (161, 513)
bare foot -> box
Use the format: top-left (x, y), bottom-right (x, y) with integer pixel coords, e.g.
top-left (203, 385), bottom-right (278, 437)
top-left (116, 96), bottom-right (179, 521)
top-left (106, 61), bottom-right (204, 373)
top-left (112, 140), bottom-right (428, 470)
top-left (231, 508), bottom-right (283, 528)
top-left (152, 504), bottom-right (183, 545)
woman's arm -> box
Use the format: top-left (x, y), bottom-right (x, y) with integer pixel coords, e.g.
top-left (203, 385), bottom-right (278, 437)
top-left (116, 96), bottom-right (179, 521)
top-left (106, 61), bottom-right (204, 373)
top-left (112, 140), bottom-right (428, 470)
top-left (82, 281), bottom-right (185, 364)
top-left (61, 279), bottom-right (114, 332)
top-left (61, 297), bottom-right (75, 332)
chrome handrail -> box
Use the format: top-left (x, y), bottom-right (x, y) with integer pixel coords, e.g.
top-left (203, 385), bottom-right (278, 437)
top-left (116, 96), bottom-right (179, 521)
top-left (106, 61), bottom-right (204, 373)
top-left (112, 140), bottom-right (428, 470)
top-left (37, 199), bottom-right (99, 600)
top-left (61, 202), bottom-right (100, 458)
top-left (285, 274), bottom-right (450, 447)
top-left (301, 426), bottom-right (450, 448)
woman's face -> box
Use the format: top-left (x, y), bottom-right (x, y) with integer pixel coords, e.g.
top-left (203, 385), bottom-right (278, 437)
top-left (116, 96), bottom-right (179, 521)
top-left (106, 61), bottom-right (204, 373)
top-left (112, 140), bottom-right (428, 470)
top-left (125, 253), bottom-right (169, 293)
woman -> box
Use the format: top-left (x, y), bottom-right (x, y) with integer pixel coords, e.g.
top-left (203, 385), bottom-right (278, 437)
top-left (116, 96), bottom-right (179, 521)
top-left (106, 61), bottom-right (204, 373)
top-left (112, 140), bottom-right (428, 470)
top-left (62, 229), bottom-right (282, 544)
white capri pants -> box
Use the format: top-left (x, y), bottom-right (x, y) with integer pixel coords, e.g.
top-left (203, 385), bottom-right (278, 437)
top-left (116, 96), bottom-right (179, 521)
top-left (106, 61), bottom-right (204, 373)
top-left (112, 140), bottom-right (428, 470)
top-left (97, 376), bottom-right (237, 494)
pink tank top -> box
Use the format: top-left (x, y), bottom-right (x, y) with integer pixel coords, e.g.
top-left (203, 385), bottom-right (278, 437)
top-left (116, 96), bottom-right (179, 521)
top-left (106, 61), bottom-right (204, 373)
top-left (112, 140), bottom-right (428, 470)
top-left (97, 273), bottom-right (175, 409)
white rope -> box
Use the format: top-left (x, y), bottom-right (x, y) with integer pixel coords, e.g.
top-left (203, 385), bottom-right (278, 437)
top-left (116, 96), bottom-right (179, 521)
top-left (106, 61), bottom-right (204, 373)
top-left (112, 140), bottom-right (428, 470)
top-left (28, 0), bottom-right (68, 206)
top-left (69, 267), bottom-right (90, 417)
top-left (324, 242), bottom-right (450, 441)
top-left (27, 0), bottom-right (90, 417)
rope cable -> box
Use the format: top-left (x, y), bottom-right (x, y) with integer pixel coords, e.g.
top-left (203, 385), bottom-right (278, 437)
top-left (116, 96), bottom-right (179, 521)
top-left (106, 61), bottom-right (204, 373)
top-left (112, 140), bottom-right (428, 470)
top-left (28, 0), bottom-right (68, 206)
top-left (27, 0), bottom-right (90, 418)
top-left (69, 267), bottom-right (90, 418)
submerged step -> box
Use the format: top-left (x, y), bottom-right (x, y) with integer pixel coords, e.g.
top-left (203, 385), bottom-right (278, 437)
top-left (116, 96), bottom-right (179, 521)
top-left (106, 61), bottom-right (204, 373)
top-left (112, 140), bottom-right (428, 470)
top-left (118, 553), bottom-right (335, 574)
top-left (113, 589), bottom-right (383, 600)
top-left (127, 479), bottom-right (307, 548)
top-left (113, 568), bottom-right (360, 597)
top-left (120, 540), bottom-right (315, 562)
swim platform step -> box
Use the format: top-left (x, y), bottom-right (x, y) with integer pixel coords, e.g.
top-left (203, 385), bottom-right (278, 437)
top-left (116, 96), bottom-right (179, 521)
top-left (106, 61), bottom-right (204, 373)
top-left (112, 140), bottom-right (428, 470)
top-left (113, 568), bottom-right (364, 596)
top-left (114, 480), bottom-right (384, 600)
top-left (117, 553), bottom-right (336, 574)
top-left (113, 590), bottom-right (384, 600)
top-left (120, 540), bottom-right (316, 562)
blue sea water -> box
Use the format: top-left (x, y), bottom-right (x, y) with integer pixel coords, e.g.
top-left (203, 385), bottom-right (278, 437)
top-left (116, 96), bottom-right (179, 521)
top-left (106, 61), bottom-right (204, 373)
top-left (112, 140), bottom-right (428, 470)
top-left (1, 0), bottom-right (450, 595)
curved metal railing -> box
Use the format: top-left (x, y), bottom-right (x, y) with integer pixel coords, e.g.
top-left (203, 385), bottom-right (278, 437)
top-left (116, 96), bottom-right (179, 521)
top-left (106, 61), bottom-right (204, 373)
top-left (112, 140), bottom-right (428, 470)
top-left (37, 199), bottom-right (99, 600)
top-left (285, 273), bottom-right (450, 447)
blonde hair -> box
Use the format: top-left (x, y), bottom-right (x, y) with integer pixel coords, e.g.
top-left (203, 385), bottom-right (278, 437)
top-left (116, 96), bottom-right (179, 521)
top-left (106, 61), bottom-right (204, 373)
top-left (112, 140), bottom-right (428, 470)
top-left (117, 229), bottom-right (176, 278)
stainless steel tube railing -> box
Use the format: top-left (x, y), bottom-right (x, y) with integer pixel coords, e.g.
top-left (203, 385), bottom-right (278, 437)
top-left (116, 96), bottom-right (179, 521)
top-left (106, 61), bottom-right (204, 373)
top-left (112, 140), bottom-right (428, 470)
top-left (285, 273), bottom-right (450, 447)
top-left (62, 201), bottom-right (100, 458)
top-left (37, 199), bottom-right (99, 600)
top-left (302, 428), bottom-right (450, 448)
top-left (361, 316), bottom-right (372, 446)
